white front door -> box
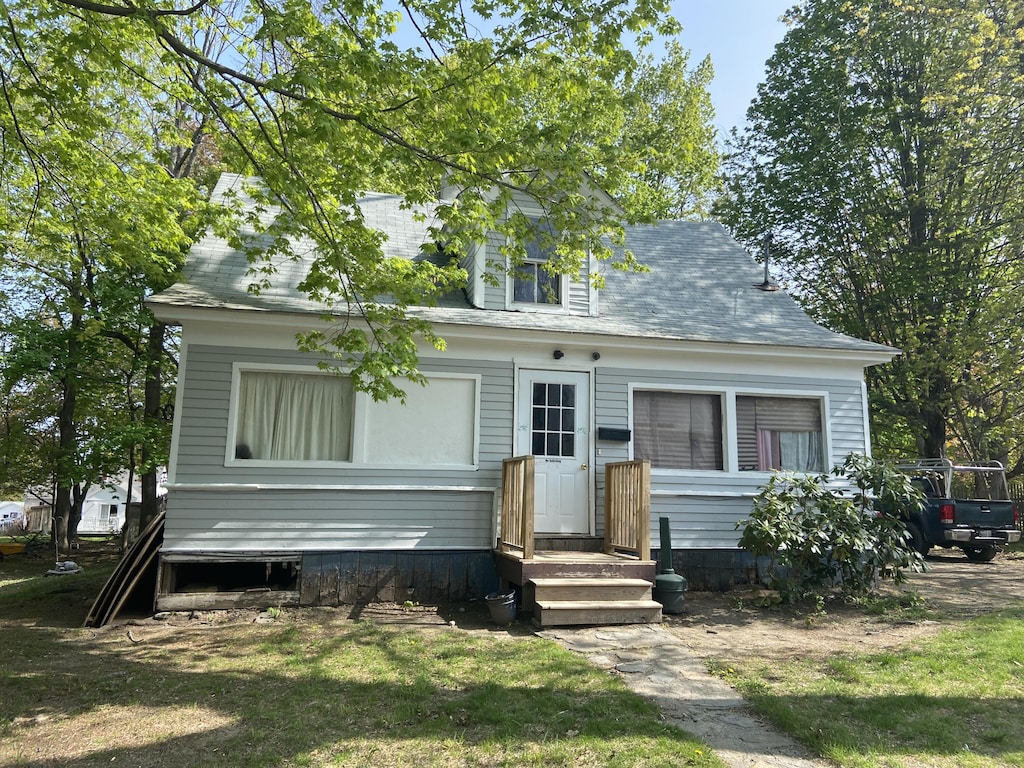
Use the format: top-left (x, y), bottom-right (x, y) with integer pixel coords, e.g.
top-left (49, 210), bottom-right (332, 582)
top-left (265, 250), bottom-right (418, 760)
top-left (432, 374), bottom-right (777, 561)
top-left (515, 369), bottom-right (591, 534)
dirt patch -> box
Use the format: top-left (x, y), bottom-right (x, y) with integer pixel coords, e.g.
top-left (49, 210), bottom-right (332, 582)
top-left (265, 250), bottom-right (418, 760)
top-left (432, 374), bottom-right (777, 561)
top-left (665, 546), bottom-right (1024, 665)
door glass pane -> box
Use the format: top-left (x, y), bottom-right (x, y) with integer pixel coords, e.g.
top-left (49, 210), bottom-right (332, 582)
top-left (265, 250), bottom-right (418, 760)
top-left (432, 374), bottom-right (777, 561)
top-left (547, 408), bottom-right (561, 431)
top-left (562, 385), bottom-right (575, 407)
top-left (562, 409), bottom-right (574, 431)
top-left (529, 379), bottom-right (577, 457)
top-left (533, 407), bottom-right (545, 430)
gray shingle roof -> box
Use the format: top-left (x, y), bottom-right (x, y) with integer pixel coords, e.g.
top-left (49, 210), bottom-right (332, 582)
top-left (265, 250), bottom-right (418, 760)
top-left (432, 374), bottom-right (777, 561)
top-left (150, 175), bottom-right (894, 356)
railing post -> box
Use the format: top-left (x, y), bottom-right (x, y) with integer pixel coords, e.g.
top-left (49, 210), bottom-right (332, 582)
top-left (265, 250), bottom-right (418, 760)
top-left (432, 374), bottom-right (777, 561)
top-left (521, 455), bottom-right (535, 560)
top-left (636, 460), bottom-right (651, 561)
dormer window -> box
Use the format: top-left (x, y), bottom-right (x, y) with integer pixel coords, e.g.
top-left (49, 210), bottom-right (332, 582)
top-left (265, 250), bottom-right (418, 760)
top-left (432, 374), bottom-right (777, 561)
top-left (507, 219), bottom-right (569, 311)
top-left (513, 262), bottom-right (562, 304)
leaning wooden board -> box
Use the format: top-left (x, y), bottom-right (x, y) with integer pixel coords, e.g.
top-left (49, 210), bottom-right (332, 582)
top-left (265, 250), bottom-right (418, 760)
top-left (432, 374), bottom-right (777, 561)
top-left (83, 511), bottom-right (165, 628)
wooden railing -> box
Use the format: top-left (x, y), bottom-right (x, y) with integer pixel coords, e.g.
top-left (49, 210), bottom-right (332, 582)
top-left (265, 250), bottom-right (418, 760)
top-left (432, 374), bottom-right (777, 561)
top-left (604, 460), bottom-right (651, 560)
top-left (498, 455), bottom-right (535, 560)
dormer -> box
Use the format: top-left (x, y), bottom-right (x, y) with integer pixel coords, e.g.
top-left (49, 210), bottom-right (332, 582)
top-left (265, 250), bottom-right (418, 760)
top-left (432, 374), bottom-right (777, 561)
top-left (454, 186), bottom-right (609, 318)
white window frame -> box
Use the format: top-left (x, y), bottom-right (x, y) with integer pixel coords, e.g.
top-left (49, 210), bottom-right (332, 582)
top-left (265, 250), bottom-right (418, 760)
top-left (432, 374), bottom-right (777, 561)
top-left (629, 384), bottom-right (728, 474)
top-left (506, 257), bottom-right (570, 312)
top-left (729, 388), bottom-right (831, 475)
top-left (628, 383), bottom-right (831, 475)
top-left (225, 363), bottom-right (481, 470)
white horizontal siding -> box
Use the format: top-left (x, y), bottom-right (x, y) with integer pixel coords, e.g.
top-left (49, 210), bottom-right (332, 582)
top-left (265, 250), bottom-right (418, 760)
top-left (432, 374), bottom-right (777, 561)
top-left (568, 269), bottom-right (590, 315)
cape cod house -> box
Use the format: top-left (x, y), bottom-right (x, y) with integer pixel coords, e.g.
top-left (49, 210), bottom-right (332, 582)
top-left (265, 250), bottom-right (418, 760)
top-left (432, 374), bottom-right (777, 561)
top-left (147, 174), bottom-right (897, 625)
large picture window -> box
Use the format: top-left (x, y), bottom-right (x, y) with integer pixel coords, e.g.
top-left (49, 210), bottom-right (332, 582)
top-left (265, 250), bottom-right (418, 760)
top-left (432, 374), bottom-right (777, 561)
top-left (364, 376), bottom-right (478, 466)
top-left (235, 370), bottom-right (353, 462)
top-left (736, 396), bottom-right (824, 472)
top-left (633, 391), bottom-right (723, 470)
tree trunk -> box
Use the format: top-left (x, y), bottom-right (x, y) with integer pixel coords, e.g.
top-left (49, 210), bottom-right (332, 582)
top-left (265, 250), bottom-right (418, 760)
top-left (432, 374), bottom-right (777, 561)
top-left (54, 354), bottom-right (77, 552)
top-left (920, 407), bottom-right (947, 459)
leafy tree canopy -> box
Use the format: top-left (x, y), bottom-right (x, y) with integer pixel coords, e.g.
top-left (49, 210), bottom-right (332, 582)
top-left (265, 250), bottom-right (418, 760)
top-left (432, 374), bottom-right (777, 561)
top-left (1, 0), bottom-right (701, 400)
top-left (718, 0), bottom-right (1024, 467)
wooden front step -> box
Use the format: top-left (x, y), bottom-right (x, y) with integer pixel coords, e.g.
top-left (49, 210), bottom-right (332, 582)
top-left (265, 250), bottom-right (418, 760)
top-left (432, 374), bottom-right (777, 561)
top-left (534, 599), bottom-right (663, 628)
top-left (531, 577), bottom-right (653, 603)
top-left (528, 576), bottom-right (662, 628)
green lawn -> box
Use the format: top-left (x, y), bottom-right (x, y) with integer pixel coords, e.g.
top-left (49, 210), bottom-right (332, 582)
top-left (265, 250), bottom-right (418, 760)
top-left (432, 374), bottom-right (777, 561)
top-left (721, 607), bottom-right (1024, 767)
top-left (0, 547), bottom-right (723, 768)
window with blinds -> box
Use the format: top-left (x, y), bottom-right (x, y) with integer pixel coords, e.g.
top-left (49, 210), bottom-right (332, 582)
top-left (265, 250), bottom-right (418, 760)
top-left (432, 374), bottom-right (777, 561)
top-left (736, 396), bottom-right (824, 472)
top-left (633, 391), bottom-right (723, 470)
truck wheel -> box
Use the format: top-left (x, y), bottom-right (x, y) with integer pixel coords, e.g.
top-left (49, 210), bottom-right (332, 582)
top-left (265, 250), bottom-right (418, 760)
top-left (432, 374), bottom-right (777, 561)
top-left (906, 524), bottom-right (929, 557)
top-left (962, 545), bottom-right (998, 562)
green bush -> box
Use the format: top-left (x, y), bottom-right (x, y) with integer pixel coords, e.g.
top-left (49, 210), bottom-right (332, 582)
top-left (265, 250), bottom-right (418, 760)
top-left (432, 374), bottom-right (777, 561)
top-left (736, 454), bottom-right (925, 604)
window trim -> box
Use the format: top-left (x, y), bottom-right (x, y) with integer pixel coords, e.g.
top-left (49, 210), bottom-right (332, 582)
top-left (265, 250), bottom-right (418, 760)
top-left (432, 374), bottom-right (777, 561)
top-left (506, 257), bottom-right (570, 312)
top-left (628, 384), bottom-right (831, 475)
top-left (225, 363), bottom-right (481, 470)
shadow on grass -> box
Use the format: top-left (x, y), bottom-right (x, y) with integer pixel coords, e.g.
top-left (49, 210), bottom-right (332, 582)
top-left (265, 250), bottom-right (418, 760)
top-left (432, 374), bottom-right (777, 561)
top-left (0, 615), bottom-right (708, 768)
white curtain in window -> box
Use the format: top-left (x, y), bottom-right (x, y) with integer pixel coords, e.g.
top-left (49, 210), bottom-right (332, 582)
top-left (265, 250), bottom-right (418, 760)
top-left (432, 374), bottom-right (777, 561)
top-left (237, 371), bottom-right (353, 461)
top-left (778, 431), bottom-right (823, 472)
top-left (740, 396), bottom-right (824, 472)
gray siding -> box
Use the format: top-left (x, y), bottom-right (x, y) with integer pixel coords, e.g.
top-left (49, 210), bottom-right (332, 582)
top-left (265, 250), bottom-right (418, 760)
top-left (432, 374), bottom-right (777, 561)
top-left (459, 243), bottom-right (483, 308)
top-left (164, 489), bottom-right (496, 551)
top-left (593, 366), bottom-right (869, 550)
top-left (568, 268), bottom-right (591, 315)
top-left (168, 344), bottom-right (512, 551)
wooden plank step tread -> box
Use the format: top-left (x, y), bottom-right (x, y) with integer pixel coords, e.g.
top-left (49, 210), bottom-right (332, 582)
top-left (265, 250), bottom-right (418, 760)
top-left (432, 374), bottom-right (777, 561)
top-left (535, 599), bottom-right (663, 610)
top-left (529, 578), bottom-right (653, 588)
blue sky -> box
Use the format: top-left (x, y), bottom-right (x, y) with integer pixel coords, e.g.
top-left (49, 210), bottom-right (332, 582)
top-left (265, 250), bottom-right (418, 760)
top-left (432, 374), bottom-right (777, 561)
top-left (670, 1), bottom-right (795, 136)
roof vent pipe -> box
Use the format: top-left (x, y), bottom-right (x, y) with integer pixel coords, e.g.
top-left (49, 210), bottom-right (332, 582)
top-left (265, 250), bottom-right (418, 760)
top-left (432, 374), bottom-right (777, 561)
top-left (757, 232), bottom-right (780, 292)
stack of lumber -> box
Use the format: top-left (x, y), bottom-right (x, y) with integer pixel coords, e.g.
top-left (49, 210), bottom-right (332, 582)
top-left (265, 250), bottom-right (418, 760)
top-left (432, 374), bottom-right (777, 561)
top-left (84, 511), bottom-right (165, 628)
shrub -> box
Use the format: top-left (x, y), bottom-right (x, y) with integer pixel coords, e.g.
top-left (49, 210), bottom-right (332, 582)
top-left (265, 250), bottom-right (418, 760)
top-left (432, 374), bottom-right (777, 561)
top-left (736, 454), bottom-right (925, 604)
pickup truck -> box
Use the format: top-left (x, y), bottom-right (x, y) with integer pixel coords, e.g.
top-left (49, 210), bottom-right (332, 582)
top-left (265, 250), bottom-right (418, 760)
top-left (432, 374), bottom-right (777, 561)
top-left (896, 459), bottom-right (1021, 561)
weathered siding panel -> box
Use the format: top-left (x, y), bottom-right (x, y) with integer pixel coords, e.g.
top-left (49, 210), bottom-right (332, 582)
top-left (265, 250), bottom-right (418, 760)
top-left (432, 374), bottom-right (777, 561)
top-left (299, 550), bottom-right (498, 604)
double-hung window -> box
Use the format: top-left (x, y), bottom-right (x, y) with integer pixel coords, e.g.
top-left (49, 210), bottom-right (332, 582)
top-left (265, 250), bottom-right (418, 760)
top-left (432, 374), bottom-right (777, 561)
top-left (633, 391), bottom-right (724, 470)
top-left (510, 219), bottom-right (565, 308)
top-left (736, 396), bottom-right (824, 472)
top-left (513, 262), bottom-right (562, 305)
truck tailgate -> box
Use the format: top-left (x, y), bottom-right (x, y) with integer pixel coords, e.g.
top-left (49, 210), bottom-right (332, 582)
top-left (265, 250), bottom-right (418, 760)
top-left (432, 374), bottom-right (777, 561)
top-left (952, 499), bottom-right (1016, 528)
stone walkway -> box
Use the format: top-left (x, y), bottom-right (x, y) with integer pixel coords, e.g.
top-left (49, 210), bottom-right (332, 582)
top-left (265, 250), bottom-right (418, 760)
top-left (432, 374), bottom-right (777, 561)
top-left (538, 624), bottom-right (834, 768)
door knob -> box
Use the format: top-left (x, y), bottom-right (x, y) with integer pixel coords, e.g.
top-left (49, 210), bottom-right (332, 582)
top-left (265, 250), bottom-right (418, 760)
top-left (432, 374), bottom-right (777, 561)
top-left (580, 464), bottom-right (588, 470)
